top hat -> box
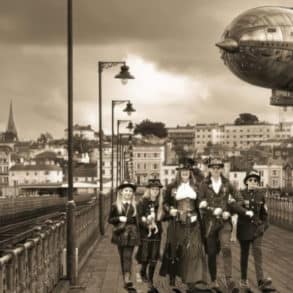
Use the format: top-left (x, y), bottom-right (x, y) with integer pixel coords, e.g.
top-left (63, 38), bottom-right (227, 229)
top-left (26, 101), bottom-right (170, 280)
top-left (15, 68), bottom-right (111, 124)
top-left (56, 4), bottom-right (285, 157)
top-left (208, 157), bottom-right (224, 168)
top-left (244, 170), bottom-right (261, 184)
top-left (118, 180), bottom-right (137, 191)
top-left (147, 178), bottom-right (163, 188)
top-left (176, 157), bottom-right (195, 170)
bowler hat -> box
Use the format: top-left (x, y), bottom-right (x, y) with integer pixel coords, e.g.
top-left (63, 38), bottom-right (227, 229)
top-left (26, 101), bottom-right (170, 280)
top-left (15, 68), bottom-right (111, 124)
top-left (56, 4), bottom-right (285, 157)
top-left (118, 180), bottom-right (137, 191)
top-left (176, 157), bottom-right (195, 170)
top-left (208, 157), bottom-right (224, 168)
top-left (244, 170), bottom-right (261, 184)
top-left (147, 178), bottom-right (163, 188)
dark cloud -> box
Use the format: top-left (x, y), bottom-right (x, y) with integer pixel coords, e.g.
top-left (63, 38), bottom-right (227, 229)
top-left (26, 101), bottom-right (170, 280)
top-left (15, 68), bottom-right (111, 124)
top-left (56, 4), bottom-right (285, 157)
top-left (0, 0), bottom-right (292, 138)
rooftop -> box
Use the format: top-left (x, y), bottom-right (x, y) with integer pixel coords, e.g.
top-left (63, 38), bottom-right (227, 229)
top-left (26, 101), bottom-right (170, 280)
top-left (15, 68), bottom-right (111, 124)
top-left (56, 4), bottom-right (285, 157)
top-left (10, 164), bottom-right (62, 171)
top-left (74, 164), bottom-right (97, 178)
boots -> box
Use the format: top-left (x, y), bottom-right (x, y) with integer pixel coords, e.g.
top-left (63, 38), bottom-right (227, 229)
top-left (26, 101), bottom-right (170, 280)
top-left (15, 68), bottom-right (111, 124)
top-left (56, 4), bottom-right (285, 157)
top-left (140, 264), bottom-right (148, 282)
top-left (226, 277), bottom-right (239, 293)
top-left (239, 280), bottom-right (253, 293)
top-left (210, 280), bottom-right (222, 293)
top-left (124, 272), bottom-right (133, 288)
top-left (258, 278), bottom-right (276, 292)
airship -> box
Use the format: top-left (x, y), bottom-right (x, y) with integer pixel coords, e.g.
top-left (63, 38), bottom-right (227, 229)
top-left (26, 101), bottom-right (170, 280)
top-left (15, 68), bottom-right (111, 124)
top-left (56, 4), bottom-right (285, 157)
top-left (216, 6), bottom-right (293, 107)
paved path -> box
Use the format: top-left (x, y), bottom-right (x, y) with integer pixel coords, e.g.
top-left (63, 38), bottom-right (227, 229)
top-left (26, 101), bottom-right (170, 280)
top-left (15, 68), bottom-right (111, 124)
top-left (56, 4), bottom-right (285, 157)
top-left (71, 224), bottom-right (293, 293)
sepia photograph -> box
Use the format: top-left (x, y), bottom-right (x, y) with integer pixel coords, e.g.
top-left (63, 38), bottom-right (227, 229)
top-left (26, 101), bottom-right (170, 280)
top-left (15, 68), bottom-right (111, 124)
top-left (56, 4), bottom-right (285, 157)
top-left (0, 1), bottom-right (292, 292)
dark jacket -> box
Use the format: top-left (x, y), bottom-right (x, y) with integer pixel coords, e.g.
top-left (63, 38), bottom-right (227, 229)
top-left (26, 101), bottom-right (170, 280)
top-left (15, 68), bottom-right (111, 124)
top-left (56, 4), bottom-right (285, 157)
top-left (199, 175), bottom-right (246, 236)
top-left (137, 198), bottom-right (163, 239)
top-left (237, 188), bottom-right (269, 241)
top-left (108, 203), bottom-right (139, 246)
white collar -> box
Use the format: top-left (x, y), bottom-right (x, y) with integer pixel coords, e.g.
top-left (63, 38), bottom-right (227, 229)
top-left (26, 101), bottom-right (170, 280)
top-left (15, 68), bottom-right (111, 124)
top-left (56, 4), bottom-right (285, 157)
top-left (211, 177), bottom-right (222, 194)
top-left (122, 201), bottom-right (131, 205)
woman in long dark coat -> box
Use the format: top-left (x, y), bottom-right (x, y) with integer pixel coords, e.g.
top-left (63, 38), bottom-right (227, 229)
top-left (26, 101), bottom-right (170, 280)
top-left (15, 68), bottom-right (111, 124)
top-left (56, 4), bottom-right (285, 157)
top-left (136, 178), bottom-right (164, 292)
top-left (159, 158), bottom-right (208, 292)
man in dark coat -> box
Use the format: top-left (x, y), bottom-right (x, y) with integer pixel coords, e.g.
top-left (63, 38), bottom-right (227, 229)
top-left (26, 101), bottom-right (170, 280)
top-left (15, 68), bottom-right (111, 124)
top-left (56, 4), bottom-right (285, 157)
top-left (236, 170), bottom-right (275, 292)
top-left (199, 158), bottom-right (245, 293)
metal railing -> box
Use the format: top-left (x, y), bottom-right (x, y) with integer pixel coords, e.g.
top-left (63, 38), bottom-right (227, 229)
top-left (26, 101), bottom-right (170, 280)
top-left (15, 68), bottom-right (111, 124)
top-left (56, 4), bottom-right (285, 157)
top-left (0, 191), bottom-right (111, 293)
top-left (266, 195), bottom-right (293, 230)
top-left (0, 219), bottom-right (66, 293)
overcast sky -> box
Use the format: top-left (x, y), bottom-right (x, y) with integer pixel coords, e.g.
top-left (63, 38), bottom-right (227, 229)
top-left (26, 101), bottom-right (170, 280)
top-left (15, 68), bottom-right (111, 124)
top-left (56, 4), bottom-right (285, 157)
top-left (1, 0), bottom-right (293, 139)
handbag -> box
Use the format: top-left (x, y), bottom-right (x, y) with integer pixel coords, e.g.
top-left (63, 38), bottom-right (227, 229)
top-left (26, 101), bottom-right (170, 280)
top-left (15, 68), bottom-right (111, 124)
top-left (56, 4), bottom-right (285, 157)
top-left (113, 222), bottom-right (126, 235)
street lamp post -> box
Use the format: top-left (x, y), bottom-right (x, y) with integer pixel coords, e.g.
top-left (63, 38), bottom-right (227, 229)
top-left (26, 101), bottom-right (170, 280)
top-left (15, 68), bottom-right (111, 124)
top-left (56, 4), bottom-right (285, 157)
top-left (98, 62), bottom-right (134, 235)
top-left (128, 135), bottom-right (134, 180)
top-left (116, 120), bottom-right (133, 187)
top-left (119, 133), bottom-right (130, 180)
top-left (66, 0), bottom-right (77, 285)
top-left (111, 100), bottom-right (135, 204)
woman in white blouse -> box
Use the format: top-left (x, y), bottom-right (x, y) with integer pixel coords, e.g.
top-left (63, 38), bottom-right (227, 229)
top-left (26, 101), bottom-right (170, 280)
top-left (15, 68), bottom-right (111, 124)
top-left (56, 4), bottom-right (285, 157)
top-left (159, 158), bottom-right (208, 292)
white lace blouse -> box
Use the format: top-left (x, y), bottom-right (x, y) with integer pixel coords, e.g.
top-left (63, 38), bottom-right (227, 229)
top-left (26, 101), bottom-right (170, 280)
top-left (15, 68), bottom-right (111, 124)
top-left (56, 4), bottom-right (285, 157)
top-left (175, 182), bottom-right (197, 200)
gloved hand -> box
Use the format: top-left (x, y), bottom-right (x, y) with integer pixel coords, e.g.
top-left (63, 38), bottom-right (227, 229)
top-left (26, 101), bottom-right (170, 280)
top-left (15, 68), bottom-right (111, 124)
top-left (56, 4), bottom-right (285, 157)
top-left (119, 216), bottom-right (127, 222)
top-left (228, 194), bottom-right (236, 204)
top-left (222, 211), bottom-right (231, 220)
top-left (245, 210), bottom-right (254, 218)
top-left (213, 207), bottom-right (223, 217)
top-left (147, 214), bottom-right (154, 221)
top-left (190, 215), bottom-right (198, 223)
top-left (170, 208), bottom-right (178, 217)
top-left (199, 200), bottom-right (208, 209)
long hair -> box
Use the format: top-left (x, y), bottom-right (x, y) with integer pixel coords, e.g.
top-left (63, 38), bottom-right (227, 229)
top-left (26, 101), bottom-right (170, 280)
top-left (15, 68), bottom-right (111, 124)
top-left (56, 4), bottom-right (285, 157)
top-left (174, 169), bottom-right (197, 189)
top-left (142, 187), bottom-right (164, 221)
top-left (115, 189), bottom-right (137, 216)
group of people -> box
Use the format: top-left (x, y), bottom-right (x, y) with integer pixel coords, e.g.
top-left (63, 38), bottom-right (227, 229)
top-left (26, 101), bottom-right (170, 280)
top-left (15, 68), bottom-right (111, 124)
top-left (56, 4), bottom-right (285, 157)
top-left (108, 157), bottom-right (275, 293)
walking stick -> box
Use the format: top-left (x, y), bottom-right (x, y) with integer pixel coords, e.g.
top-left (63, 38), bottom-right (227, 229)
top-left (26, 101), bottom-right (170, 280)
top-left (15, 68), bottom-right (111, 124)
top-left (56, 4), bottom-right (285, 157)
top-left (169, 214), bottom-right (177, 286)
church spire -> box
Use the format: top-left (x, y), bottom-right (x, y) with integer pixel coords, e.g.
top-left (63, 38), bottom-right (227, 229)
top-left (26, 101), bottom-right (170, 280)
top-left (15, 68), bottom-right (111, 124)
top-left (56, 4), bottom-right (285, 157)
top-left (6, 100), bottom-right (18, 141)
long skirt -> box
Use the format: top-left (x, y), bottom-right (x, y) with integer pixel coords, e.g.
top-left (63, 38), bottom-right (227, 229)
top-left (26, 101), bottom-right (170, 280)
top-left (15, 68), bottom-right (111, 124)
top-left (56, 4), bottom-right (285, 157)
top-left (160, 220), bottom-right (207, 284)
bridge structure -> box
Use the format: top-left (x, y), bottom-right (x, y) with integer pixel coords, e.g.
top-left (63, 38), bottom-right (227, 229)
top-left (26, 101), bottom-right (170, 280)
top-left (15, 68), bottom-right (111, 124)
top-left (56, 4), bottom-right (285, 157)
top-left (0, 192), bottom-right (292, 293)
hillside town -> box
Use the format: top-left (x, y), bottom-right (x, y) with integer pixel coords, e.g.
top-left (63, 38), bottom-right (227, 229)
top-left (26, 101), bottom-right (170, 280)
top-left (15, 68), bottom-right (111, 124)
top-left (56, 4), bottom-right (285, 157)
top-left (1, 102), bottom-right (293, 198)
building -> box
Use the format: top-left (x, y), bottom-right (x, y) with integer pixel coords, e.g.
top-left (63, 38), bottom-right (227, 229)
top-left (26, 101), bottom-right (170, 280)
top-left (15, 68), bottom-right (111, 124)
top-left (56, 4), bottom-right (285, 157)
top-left (194, 122), bottom-right (293, 153)
top-left (132, 143), bottom-right (164, 185)
top-left (222, 123), bottom-right (275, 149)
top-left (160, 164), bottom-right (177, 186)
top-left (64, 124), bottom-right (96, 140)
top-left (9, 164), bottom-right (63, 186)
top-left (194, 123), bottom-right (224, 152)
top-left (2, 101), bottom-right (18, 142)
top-left (167, 125), bottom-right (195, 155)
top-left (96, 144), bottom-right (118, 183)
top-left (229, 171), bottom-right (246, 190)
top-left (0, 146), bottom-right (12, 188)
top-left (272, 140), bottom-right (293, 160)
top-left (253, 158), bottom-right (284, 189)
top-left (283, 159), bottom-right (293, 192)
top-left (73, 164), bottom-right (97, 183)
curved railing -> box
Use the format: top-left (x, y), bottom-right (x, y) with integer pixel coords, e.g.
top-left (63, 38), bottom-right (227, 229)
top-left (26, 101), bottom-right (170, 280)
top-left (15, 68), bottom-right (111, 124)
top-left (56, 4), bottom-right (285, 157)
top-left (0, 191), bottom-right (111, 293)
top-left (266, 195), bottom-right (293, 230)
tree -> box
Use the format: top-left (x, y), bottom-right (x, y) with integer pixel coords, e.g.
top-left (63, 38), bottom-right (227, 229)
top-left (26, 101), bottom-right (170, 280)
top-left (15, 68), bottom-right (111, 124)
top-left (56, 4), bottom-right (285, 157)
top-left (234, 113), bottom-right (259, 125)
top-left (37, 132), bottom-right (53, 144)
top-left (72, 135), bottom-right (93, 153)
top-left (134, 119), bottom-right (167, 138)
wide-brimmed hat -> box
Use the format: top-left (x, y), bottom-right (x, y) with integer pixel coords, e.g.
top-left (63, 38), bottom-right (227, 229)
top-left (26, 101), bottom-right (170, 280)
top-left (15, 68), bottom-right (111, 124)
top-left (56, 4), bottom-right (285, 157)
top-left (176, 157), bottom-right (195, 170)
top-left (208, 157), bottom-right (224, 168)
top-left (244, 170), bottom-right (261, 184)
top-left (147, 178), bottom-right (163, 188)
top-left (118, 180), bottom-right (137, 191)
